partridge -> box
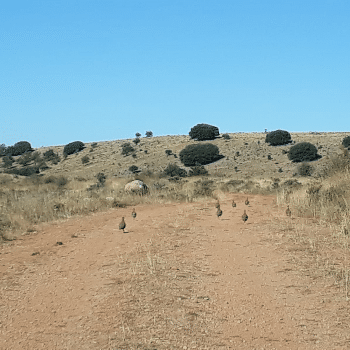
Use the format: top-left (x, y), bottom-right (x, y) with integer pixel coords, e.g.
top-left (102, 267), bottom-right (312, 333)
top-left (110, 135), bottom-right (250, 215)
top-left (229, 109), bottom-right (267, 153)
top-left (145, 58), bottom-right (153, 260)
top-left (286, 205), bottom-right (291, 217)
top-left (216, 206), bottom-right (223, 218)
top-left (245, 197), bottom-right (249, 206)
top-left (119, 217), bottom-right (126, 232)
top-left (242, 210), bottom-right (248, 223)
top-left (232, 200), bottom-right (236, 208)
top-left (132, 208), bottom-right (137, 219)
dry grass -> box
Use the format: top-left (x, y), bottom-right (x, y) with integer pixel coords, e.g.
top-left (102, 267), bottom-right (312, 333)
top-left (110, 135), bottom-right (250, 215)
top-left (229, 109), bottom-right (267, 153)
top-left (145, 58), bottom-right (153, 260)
top-left (2, 131), bottom-right (350, 304)
top-left (1, 131), bottom-right (350, 242)
top-left (101, 215), bottom-right (224, 349)
top-left (276, 152), bottom-right (350, 301)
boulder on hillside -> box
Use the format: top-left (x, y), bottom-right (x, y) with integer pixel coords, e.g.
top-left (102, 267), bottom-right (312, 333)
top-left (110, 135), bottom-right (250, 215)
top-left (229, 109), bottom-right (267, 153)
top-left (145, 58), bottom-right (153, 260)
top-left (124, 180), bottom-right (149, 195)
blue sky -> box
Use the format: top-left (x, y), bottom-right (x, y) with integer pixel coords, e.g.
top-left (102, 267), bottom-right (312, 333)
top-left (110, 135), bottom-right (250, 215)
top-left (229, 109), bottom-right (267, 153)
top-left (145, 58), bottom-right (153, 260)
top-left (1, 0), bottom-right (349, 148)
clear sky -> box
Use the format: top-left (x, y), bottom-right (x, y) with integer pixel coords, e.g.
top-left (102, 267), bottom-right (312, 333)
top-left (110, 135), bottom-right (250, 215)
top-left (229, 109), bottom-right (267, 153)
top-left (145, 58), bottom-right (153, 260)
top-left (1, 0), bottom-right (349, 148)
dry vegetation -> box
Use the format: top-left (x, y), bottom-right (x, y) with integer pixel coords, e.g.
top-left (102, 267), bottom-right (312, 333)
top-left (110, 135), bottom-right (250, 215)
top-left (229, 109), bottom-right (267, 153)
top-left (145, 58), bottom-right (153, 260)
top-left (1, 131), bottom-right (349, 239)
top-left (1, 131), bottom-right (350, 347)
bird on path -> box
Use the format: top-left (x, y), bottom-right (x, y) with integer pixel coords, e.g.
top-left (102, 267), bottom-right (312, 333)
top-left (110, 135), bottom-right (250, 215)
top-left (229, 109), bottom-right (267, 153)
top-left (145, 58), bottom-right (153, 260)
top-left (119, 217), bottom-right (126, 233)
top-left (216, 206), bottom-right (223, 218)
top-left (245, 197), bottom-right (250, 206)
top-left (232, 200), bottom-right (236, 208)
top-left (286, 205), bottom-right (291, 217)
top-left (132, 208), bottom-right (137, 219)
top-left (242, 210), bottom-right (248, 223)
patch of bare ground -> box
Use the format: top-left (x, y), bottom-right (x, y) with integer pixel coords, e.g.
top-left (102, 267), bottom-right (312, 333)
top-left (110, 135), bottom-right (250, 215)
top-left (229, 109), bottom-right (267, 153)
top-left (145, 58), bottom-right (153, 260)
top-left (1, 193), bottom-right (350, 349)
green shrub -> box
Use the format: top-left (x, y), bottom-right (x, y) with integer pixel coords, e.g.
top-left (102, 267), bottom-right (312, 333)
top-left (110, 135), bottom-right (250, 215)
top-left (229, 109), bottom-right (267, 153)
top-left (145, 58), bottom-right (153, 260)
top-left (36, 161), bottom-right (49, 170)
top-left (63, 141), bottom-right (85, 156)
top-left (222, 133), bottom-right (231, 140)
top-left (179, 143), bottom-right (223, 166)
top-left (2, 156), bottom-right (14, 168)
top-left (44, 175), bottom-right (57, 184)
top-left (189, 123), bottom-right (219, 141)
top-left (6, 141), bottom-right (33, 156)
top-left (56, 175), bottom-right (69, 188)
top-left (189, 165), bottom-right (208, 176)
top-left (31, 152), bottom-right (42, 163)
top-left (133, 138), bottom-right (140, 145)
top-left (121, 142), bottom-right (135, 156)
top-left (43, 149), bottom-right (61, 163)
top-left (145, 131), bottom-right (153, 137)
top-left (82, 155), bottom-right (90, 164)
top-left (297, 162), bottom-right (313, 176)
top-left (342, 136), bottom-right (350, 150)
top-left (17, 153), bottom-right (34, 166)
top-left (164, 163), bottom-right (187, 177)
top-left (44, 175), bottom-right (68, 185)
top-left (0, 144), bottom-right (7, 157)
top-left (193, 179), bottom-right (214, 197)
top-left (265, 129), bottom-right (291, 146)
top-left (9, 165), bottom-right (40, 177)
top-left (288, 142), bottom-right (320, 162)
top-left (96, 172), bottom-right (106, 185)
top-left (91, 142), bottom-right (98, 148)
top-left (129, 165), bottom-right (139, 173)
top-left (165, 149), bottom-right (173, 156)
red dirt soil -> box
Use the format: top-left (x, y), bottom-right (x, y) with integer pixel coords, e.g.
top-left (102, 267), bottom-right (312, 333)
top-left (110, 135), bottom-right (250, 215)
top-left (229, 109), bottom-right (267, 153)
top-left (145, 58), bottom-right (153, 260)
top-left (1, 193), bottom-right (349, 349)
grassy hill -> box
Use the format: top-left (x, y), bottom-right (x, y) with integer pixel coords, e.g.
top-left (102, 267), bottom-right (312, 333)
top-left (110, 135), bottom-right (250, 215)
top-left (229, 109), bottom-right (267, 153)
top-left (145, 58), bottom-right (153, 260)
top-left (1, 131), bottom-right (350, 241)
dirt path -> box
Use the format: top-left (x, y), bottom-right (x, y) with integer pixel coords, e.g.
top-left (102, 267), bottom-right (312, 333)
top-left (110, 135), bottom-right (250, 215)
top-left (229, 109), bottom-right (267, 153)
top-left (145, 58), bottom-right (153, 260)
top-left (1, 194), bottom-right (349, 349)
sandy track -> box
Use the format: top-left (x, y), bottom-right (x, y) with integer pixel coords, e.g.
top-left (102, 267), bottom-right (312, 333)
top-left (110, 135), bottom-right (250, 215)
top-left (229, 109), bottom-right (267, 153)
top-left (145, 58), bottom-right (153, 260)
top-left (1, 194), bottom-right (349, 349)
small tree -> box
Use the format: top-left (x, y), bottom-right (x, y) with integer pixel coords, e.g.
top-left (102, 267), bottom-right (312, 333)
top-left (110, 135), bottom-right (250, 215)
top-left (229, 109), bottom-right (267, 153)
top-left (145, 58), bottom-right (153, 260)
top-left (288, 142), bottom-right (320, 163)
top-left (179, 143), bottom-right (223, 166)
top-left (265, 130), bottom-right (292, 146)
top-left (189, 124), bottom-right (219, 141)
top-left (63, 141), bottom-right (85, 156)
top-left (145, 131), bottom-right (153, 137)
top-left (135, 132), bottom-right (141, 138)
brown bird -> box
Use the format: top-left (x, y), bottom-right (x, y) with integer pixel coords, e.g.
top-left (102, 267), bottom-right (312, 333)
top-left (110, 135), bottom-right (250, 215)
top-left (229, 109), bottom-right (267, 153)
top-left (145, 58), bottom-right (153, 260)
top-left (132, 208), bottom-right (137, 219)
top-left (232, 200), bottom-right (236, 208)
top-left (242, 210), bottom-right (248, 223)
top-left (119, 217), bottom-right (126, 232)
top-left (286, 205), bottom-right (291, 217)
top-left (245, 197), bottom-right (249, 206)
top-left (217, 207), bottom-right (223, 218)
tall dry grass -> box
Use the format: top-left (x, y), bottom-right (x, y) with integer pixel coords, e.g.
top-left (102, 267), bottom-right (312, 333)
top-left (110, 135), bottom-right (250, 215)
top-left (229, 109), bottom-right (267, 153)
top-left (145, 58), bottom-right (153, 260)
top-left (0, 172), bottom-right (276, 242)
top-left (276, 152), bottom-right (350, 300)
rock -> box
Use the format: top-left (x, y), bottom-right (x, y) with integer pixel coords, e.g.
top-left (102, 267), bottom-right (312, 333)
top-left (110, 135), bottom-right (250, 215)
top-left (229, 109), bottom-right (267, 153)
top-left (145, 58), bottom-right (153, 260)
top-left (124, 180), bottom-right (148, 195)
